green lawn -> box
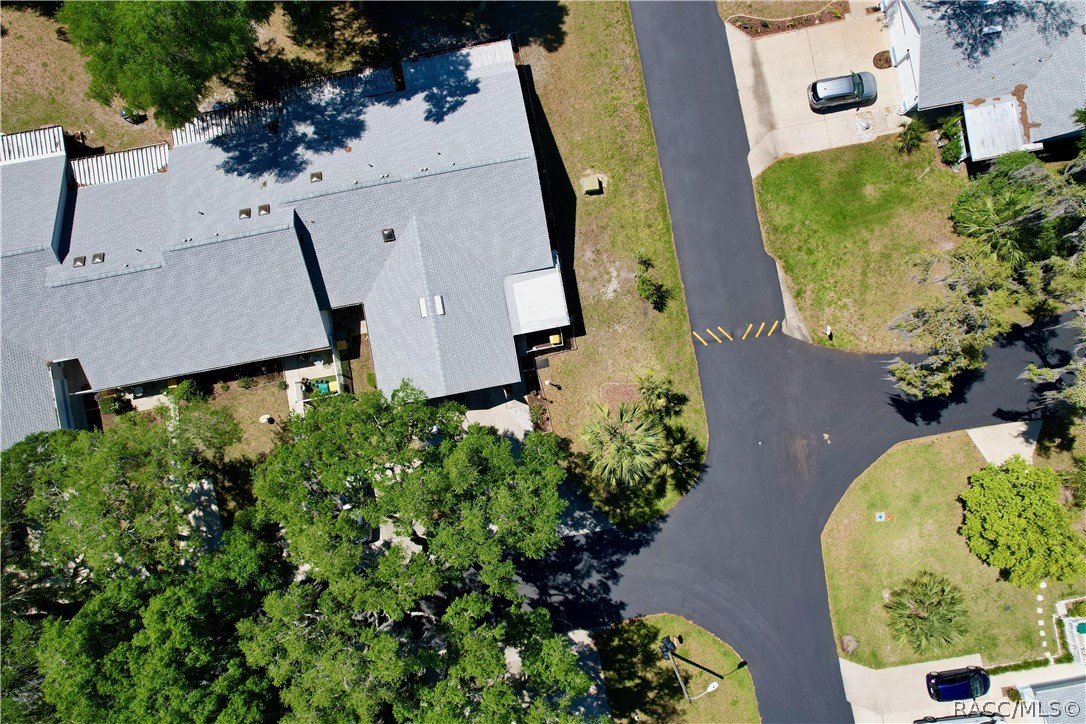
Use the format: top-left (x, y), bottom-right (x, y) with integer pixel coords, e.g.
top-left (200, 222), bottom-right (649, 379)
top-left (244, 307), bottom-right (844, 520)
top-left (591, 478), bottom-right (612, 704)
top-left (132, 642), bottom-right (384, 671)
top-left (757, 134), bottom-right (967, 353)
top-left (822, 432), bottom-right (1084, 669)
top-left (595, 614), bottom-right (759, 723)
top-left (520, 2), bottom-right (706, 522)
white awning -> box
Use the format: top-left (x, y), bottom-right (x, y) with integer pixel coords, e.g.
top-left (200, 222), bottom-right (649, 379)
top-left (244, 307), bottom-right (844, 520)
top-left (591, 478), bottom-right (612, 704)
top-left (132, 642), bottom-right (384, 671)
top-left (964, 99), bottom-right (1042, 162)
top-left (504, 252), bottom-right (570, 336)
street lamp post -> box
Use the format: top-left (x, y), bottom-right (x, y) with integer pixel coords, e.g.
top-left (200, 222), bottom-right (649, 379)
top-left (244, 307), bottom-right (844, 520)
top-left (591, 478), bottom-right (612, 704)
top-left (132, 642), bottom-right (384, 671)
top-left (659, 636), bottom-right (690, 702)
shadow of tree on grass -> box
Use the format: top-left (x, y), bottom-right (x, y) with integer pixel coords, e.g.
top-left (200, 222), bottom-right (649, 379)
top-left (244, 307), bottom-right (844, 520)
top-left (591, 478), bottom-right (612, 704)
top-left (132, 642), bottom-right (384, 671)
top-left (593, 618), bottom-right (683, 722)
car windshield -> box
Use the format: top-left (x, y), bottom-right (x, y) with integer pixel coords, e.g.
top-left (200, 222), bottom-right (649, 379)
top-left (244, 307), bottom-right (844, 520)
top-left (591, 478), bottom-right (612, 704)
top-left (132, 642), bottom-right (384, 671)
top-left (814, 75), bottom-right (857, 100)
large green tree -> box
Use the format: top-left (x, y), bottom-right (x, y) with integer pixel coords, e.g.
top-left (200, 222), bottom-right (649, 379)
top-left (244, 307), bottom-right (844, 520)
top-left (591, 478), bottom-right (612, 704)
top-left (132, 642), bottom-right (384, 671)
top-left (57, 1), bottom-right (271, 128)
top-left (960, 456), bottom-right (1086, 586)
top-left (890, 152), bottom-right (1086, 399)
top-left (13, 402), bottom-right (237, 579)
top-left (242, 384), bottom-right (588, 720)
top-left (35, 511), bottom-right (287, 722)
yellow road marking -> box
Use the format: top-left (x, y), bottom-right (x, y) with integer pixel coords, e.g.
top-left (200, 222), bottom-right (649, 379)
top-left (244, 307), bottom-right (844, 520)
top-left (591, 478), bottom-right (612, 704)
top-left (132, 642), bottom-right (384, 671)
top-left (742, 323), bottom-right (753, 340)
top-left (692, 331), bottom-right (707, 346)
top-left (767, 320), bottom-right (779, 337)
top-left (755, 321), bottom-right (766, 338)
top-left (717, 326), bottom-right (733, 341)
top-left (706, 328), bottom-right (722, 343)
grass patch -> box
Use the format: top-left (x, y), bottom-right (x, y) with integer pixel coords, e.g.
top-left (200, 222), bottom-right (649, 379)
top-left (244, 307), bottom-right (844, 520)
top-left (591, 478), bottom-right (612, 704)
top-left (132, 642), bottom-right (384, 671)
top-left (1033, 416), bottom-right (1086, 474)
top-left (822, 432), bottom-right (1083, 668)
top-left (596, 613), bottom-right (758, 723)
top-left (0, 7), bottom-right (171, 149)
top-left (208, 380), bottom-right (290, 462)
top-left (757, 134), bottom-right (967, 353)
top-left (520, 2), bottom-right (706, 467)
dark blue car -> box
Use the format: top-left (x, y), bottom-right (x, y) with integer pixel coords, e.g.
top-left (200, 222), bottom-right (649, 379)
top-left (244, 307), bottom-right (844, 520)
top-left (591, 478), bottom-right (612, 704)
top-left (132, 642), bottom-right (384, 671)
top-left (926, 666), bottom-right (990, 702)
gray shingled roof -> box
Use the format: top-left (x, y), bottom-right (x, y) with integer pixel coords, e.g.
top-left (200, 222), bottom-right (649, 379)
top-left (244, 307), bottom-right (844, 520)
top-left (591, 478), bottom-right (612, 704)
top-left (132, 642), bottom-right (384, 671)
top-left (1, 40), bottom-right (563, 445)
top-left (0, 153), bottom-right (67, 256)
top-left (915, 0), bottom-right (1086, 142)
top-left (1, 337), bottom-right (59, 449)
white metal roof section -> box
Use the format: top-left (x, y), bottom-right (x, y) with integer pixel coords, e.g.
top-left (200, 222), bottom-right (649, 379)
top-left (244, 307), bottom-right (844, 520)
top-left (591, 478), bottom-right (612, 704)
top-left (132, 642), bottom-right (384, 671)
top-left (964, 99), bottom-right (1040, 161)
top-left (504, 252), bottom-right (570, 336)
top-left (0, 126), bottom-right (65, 165)
top-left (403, 39), bottom-right (516, 90)
top-left (172, 102), bottom-right (280, 146)
top-left (70, 143), bottom-right (170, 187)
top-left (1020, 676), bottom-right (1086, 724)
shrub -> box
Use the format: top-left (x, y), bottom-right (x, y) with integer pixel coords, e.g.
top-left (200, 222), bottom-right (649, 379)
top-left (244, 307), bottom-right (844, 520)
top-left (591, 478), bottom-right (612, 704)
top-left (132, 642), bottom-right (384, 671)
top-left (960, 456), bottom-right (1086, 586)
top-left (218, 382), bottom-right (230, 393)
top-left (939, 114), bottom-right (962, 139)
top-left (166, 378), bottom-right (202, 403)
top-left (1006, 687), bottom-right (1022, 703)
top-left (277, 380), bottom-right (288, 390)
top-left (987, 658), bottom-right (1050, 675)
top-left (529, 402), bottom-right (546, 428)
top-left (760, 19), bottom-right (770, 28)
top-left (885, 571), bottom-right (968, 653)
top-left (831, 8), bottom-right (843, 19)
top-left (896, 118), bottom-right (925, 155)
top-left (1068, 600), bottom-right (1086, 617)
top-left (1062, 461), bottom-right (1086, 510)
top-left (636, 272), bottom-right (671, 312)
top-left (98, 393), bottom-right (132, 416)
top-left (941, 135), bottom-right (963, 165)
top-left (236, 376), bottom-right (254, 390)
top-left (634, 250), bottom-right (653, 272)
top-left (366, 372), bottom-right (377, 389)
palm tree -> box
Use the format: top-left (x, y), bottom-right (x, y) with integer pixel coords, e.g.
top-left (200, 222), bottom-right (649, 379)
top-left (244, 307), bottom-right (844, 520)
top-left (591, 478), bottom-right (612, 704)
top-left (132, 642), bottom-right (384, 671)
top-left (885, 571), bottom-right (968, 654)
top-left (952, 192), bottom-right (1030, 268)
top-left (896, 117), bottom-right (925, 155)
top-left (636, 372), bottom-right (683, 419)
top-left (582, 403), bottom-right (667, 490)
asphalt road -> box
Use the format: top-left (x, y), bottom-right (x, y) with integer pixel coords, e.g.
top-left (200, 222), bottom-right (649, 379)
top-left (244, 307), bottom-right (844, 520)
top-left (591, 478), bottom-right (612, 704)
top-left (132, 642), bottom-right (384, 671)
top-left (522, 3), bottom-right (1080, 722)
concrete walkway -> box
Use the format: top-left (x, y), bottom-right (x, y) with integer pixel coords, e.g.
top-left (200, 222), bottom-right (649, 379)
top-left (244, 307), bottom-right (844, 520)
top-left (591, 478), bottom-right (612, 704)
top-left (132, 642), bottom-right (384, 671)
top-left (966, 420), bottom-right (1043, 466)
top-left (726, 2), bottom-right (904, 177)
top-left (841, 654), bottom-right (1086, 723)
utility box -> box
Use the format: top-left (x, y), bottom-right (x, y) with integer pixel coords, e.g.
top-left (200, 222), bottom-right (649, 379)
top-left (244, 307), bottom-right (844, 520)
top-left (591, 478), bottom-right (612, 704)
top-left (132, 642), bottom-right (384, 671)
top-left (580, 174), bottom-right (603, 195)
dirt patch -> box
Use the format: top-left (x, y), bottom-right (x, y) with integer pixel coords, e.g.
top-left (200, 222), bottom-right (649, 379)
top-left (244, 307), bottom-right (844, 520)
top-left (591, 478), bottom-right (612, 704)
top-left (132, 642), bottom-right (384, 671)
top-left (602, 265), bottom-right (621, 299)
top-left (728, 1), bottom-right (848, 38)
top-left (600, 382), bottom-right (639, 407)
top-left (873, 50), bottom-right (891, 70)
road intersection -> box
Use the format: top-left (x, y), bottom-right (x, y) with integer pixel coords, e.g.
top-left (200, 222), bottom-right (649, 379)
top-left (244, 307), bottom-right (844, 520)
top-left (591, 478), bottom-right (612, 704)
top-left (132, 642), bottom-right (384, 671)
top-left (523, 3), bottom-right (1079, 721)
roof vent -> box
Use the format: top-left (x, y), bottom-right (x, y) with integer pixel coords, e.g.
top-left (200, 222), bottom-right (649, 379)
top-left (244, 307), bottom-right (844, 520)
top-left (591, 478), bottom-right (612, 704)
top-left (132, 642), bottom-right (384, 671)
top-left (981, 25), bottom-right (1003, 35)
top-left (310, 171), bottom-right (323, 183)
top-left (382, 228), bottom-right (396, 243)
top-left (91, 252), bottom-right (105, 264)
top-left (433, 295), bottom-right (445, 316)
top-left (418, 297), bottom-right (428, 318)
top-left (258, 204), bottom-right (270, 216)
top-left (72, 256), bottom-right (86, 268)
top-left (239, 207), bottom-right (252, 219)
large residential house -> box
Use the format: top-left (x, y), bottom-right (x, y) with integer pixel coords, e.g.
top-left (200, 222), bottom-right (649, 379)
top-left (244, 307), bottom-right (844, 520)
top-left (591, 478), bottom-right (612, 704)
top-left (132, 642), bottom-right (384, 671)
top-left (884, 0), bottom-right (1085, 160)
top-left (0, 40), bottom-right (570, 449)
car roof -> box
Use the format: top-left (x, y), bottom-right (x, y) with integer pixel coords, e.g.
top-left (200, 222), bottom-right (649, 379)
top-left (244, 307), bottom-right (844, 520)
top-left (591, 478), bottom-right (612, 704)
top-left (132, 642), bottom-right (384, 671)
top-left (814, 74), bottom-right (857, 99)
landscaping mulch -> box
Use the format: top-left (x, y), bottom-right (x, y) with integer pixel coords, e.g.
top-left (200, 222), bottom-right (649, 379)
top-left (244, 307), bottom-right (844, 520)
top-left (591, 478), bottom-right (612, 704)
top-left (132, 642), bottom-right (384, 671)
top-left (873, 50), bottom-right (892, 69)
top-left (599, 382), bottom-right (639, 407)
top-left (729, 1), bottom-right (848, 38)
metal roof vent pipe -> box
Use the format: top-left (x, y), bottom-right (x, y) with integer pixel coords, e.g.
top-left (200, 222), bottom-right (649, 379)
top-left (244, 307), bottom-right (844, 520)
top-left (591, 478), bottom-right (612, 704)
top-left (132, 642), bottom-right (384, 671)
top-left (382, 228), bottom-right (396, 243)
top-left (91, 252), bottom-right (105, 264)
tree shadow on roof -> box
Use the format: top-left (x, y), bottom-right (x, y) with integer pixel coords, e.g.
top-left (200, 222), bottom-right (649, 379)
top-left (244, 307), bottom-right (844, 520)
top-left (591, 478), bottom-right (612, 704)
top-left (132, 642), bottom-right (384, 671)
top-left (213, 34), bottom-right (479, 180)
top-left (921, 0), bottom-right (1077, 66)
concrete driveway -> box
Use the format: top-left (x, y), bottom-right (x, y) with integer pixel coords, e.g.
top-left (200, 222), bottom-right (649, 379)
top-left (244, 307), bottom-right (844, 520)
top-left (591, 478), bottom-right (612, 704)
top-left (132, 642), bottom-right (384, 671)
top-left (727, 2), bottom-right (904, 176)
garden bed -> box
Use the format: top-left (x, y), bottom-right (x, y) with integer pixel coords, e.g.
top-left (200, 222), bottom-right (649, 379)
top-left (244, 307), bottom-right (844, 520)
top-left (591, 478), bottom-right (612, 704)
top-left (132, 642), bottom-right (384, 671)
top-left (727, 1), bottom-right (848, 38)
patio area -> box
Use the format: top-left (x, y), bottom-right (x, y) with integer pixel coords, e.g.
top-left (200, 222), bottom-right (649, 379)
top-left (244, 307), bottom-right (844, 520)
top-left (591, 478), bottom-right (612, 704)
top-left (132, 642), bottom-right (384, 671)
top-left (282, 351), bottom-right (340, 415)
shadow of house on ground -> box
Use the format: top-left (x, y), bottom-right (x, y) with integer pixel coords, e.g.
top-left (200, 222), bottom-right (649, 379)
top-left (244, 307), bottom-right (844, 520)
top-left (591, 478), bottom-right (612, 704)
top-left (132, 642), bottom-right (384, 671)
top-left (519, 65), bottom-right (585, 339)
top-left (921, 0), bottom-right (1076, 65)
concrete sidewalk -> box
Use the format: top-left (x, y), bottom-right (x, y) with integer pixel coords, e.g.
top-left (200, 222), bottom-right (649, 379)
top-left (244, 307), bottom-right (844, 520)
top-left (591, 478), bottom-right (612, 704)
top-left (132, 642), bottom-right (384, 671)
top-left (726, 2), bottom-right (904, 177)
top-left (841, 654), bottom-right (1085, 723)
top-left (966, 421), bottom-right (1043, 466)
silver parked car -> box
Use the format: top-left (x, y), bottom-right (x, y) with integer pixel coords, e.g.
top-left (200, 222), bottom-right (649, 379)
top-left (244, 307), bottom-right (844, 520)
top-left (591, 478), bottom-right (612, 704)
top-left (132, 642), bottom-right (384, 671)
top-left (807, 71), bottom-right (877, 110)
